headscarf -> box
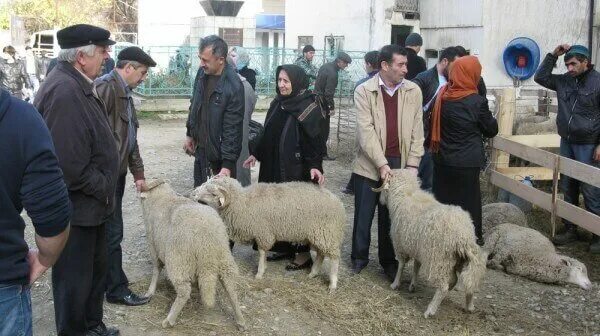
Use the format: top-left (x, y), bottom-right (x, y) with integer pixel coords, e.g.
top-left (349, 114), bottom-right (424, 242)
top-left (271, 64), bottom-right (322, 138)
top-left (231, 46), bottom-right (250, 71)
top-left (429, 55), bottom-right (482, 152)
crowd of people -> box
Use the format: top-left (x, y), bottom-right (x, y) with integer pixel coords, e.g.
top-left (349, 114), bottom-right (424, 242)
top-left (1, 22), bottom-right (599, 336)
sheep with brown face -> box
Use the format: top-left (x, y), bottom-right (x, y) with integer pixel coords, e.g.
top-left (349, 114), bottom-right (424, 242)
top-left (374, 169), bottom-right (487, 318)
top-left (484, 223), bottom-right (592, 290)
top-left (140, 179), bottom-right (245, 329)
top-left (191, 176), bottom-right (346, 291)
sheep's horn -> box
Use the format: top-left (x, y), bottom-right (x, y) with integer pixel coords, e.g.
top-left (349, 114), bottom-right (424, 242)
top-left (142, 179), bottom-right (165, 192)
top-left (371, 176), bottom-right (390, 193)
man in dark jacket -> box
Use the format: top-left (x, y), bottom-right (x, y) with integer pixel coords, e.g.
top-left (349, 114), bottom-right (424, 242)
top-left (0, 88), bottom-right (71, 336)
top-left (95, 47), bottom-right (156, 306)
top-left (412, 46), bottom-right (461, 191)
top-left (314, 51), bottom-right (352, 160)
top-left (184, 35), bottom-right (245, 187)
top-left (535, 44), bottom-right (600, 253)
top-left (404, 33), bottom-right (426, 80)
top-left (35, 24), bottom-right (120, 336)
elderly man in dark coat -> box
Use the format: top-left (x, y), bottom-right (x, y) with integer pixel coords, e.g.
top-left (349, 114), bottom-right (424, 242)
top-left (34, 24), bottom-right (120, 336)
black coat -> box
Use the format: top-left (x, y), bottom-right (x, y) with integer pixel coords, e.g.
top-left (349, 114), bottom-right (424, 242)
top-left (314, 61), bottom-right (339, 111)
top-left (186, 64), bottom-right (245, 170)
top-left (35, 61), bottom-right (119, 227)
top-left (254, 95), bottom-right (323, 183)
top-left (535, 53), bottom-right (600, 144)
top-left (239, 66), bottom-right (257, 91)
top-left (406, 48), bottom-right (427, 80)
top-left (431, 94), bottom-right (498, 168)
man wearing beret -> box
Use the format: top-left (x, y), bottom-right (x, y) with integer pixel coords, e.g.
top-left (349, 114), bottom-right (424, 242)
top-left (314, 51), bottom-right (352, 160)
top-left (535, 44), bottom-right (600, 253)
top-left (34, 24), bottom-right (120, 336)
top-left (95, 46), bottom-right (155, 307)
top-left (294, 44), bottom-right (318, 82)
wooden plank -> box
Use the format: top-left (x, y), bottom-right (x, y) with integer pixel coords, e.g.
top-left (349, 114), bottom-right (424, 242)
top-left (489, 170), bottom-right (553, 211)
top-left (508, 134), bottom-right (560, 148)
top-left (550, 156), bottom-right (560, 237)
top-left (559, 156), bottom-right (600, 189)
top-left (556, 199), bottom-right (600, 236)
top-left (496, 167), bottom-right (555, 180)
top-left (492, 136), bottom-right (556, 168)
top-left (491, 88), bottom-right (516, 169)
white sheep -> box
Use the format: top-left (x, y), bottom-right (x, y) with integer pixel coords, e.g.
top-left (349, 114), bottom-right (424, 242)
top-left (140, 180), bottom-right (246, 329)
top-left (191, 177), bottom-right (346, 291)
top-left (484, 223), bottom-right (592, 290)
top-left (482, 202), bottom-right (528, 235)
top-left (375, 169), bottom-right (487, 318)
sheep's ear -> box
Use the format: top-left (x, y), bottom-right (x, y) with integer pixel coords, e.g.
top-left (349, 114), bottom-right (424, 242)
top-left (560, 257), bottom-right (572, 266)
top-left (215, 185), bottom-right (230, 208)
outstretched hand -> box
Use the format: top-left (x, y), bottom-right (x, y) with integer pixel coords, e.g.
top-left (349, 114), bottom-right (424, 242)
top-left (311, 169), bottom-right (325, 186)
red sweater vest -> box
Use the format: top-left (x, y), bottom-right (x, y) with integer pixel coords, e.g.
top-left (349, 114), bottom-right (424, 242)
top-left (382, 88), bottom-right (401, 157)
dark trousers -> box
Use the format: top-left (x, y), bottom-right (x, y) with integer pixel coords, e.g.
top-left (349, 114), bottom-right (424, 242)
top-left (418, 150), bottom-right (433, 191)
top-left (194, 147), bottom-right (210, 187)
top-left (320, 113), bottom-right (331, 156)
top-left (432, 163), bottom-right (482, 239)
top-left (53, 224), bottom-right (107, 335)
top-left (351, 157), bottom-right (401, 268)
top-left (345, 173), bottom-right (356, 192)
top-left (104, 174), bottom-right (129, 300)
top-left (559, 138), bottom-right (600, 231)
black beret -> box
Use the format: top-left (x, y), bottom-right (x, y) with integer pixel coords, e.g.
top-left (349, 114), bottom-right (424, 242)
top-left (336, 51), bottom-right (352, 64)
top-left (57, 24), bottom-right (115, 49)
top-left (117, 46), bottom-right (157, 67)
top-left (302, 45), bottom-right (315, 53)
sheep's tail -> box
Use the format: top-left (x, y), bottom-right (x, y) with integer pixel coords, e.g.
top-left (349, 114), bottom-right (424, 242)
top-left (458, 241), bottom-right (486, 294)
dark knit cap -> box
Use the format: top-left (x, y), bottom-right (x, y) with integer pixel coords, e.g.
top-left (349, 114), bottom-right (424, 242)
top-left (118, 47), bottom-right (157, 67)
top-left (405, 32), bottom-right (423, 47)
top-left (336, 51), bottom-right (352, 64)
top-left (57, 24), bottom-right (115, 49)
top-left (303, 45), bottom-right (315, 53)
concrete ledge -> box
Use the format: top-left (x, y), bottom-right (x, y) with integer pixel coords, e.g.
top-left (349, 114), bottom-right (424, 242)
top-left (139, 98), bottom-right (190, 112)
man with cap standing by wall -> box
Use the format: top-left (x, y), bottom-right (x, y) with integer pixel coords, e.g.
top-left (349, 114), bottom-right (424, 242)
top-left (34, 24), bottom-right (120, 336)
top-left (404, 32), bottom-right (426, 80)
top-left (314, 51), bottom-right (352, 160)
top-left (95, 46), bottom-right (156, 307)
top-left (535, 44), bottom-right (600, 253)
top-left (294, 44), bottom-right (318, 82)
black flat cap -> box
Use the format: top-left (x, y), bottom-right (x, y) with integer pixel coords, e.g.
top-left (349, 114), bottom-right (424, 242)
top-left (117, 47), bottom-right (157, 67)
top-left (57, 24), bottom-right (115, 49)
top-left (336, 51), bottom-right (352, 64)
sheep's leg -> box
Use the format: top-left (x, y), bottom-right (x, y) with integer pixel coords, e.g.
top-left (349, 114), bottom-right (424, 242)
top-left (162, 281), bottom-right (191, 328)
top-left (256, 249), bottom-right (267, 279)
top-left (220, 276), bottom-right (246, 331)
top-left (423, 284), bottom-right (449, 318)
top-left (308, 252), bottom-right (324, 279)
top-left (408, 260), bottom-right (421, 293)
top-left (390, 255), bottom-right (408, 290)
top-left (199, 273), bottom-right (218, 308)
top-left (328, 257), bottom-right (340, 292)
top-left (465, 292), bottom-right (475, 313)
top-left (145, 265), bottom-right (161, 298)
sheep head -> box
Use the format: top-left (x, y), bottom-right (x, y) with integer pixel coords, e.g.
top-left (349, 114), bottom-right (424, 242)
top-left (559, 256), bottom-right (592, 290)
top-left (139, 179), bottom-right (166, 199)
top-left (190, 176), bottom-right (241, 210)
top-left (372, 169), bottom-right (420, 205)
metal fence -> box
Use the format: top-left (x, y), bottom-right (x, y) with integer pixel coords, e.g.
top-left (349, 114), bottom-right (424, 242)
top-left (117, 46), bottom-right (368, 98)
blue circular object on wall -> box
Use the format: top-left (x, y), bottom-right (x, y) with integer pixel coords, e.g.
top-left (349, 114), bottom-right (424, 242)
top-left (502, 37), bottom-right (541, 80)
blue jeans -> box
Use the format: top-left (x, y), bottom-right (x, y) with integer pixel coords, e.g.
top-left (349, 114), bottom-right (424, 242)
top-left (0, 284), bottom-right (32, 336)
top-left (559, 138), bottom-right (600, 231)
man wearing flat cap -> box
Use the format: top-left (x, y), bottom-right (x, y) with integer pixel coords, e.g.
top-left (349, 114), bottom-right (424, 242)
top-left (314, 51), bottom-right (352, 160)
top-left (294, 44), bottom-right (317, 82)
top-left (94, 46), bottom-right (155, 307)
top-left (34, 24), bottom-right (120, 336)
top-left (535, 44), bottom-right (600, 253)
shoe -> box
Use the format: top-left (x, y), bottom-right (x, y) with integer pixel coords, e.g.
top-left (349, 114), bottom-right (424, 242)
top-left (340, 186), bottom-right (354, 195)
top-left (106, 292), bottom-right (150, 306)
top-left (323, 155), bottom-right (336, 161)
top-left (285, 258), bottom-right (313, 271)
top-left (552, 229), bottom-right (578, 246)
top-left (266, 252), bottom-right (294, 262)
top-left (351, 261), bottom-right (367, 275)
top-left (589, 235), bottom-right (600, 254)
top-left (86, 323), bottom-right (120, 336)
top-left (383, 265), bottom-right (398, 282)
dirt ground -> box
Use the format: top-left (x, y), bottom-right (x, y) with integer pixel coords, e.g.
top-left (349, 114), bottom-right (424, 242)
top-left (26, 118), bottom-right (600, 336)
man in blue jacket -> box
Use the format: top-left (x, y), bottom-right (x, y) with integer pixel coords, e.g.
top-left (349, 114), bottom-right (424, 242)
top-left (535, 44), bottom-right (600, 253)
top-left (0, 88), bottom-right (71, 336)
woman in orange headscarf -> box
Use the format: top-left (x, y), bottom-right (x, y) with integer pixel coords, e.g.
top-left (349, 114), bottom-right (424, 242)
top-left (428, 56), bottom-right (498, 245)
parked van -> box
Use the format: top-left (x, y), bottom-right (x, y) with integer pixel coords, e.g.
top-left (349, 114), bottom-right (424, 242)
top-left (29, 30), bottom-right (59, 57)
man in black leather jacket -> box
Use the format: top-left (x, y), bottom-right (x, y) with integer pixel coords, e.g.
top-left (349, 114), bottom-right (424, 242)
top-left (184, 35), bottom-right (245, 186)
top-left (535, 44), bottom-right (600, 253)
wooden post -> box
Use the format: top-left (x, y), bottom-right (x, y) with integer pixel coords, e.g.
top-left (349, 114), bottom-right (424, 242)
top-left (491, 88), bottom-right (517, 170)
top-left (551, 155), bottom-right (560, 237)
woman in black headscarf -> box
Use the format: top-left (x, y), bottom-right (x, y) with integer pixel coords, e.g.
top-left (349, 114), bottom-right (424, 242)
top-left (244, 64), bottom-right (325, 270)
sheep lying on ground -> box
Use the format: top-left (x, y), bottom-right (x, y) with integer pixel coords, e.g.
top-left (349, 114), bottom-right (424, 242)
top-left (374, 169), bottom-right (487, 318)
top-left (484, 223), bottom-right (592, 290)
top-left (140, 180), bottom-right (245, 329)
top-left (191, 177), bottom-right (346, 291)
top-left (482, 203), bottom-right (528, 235)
